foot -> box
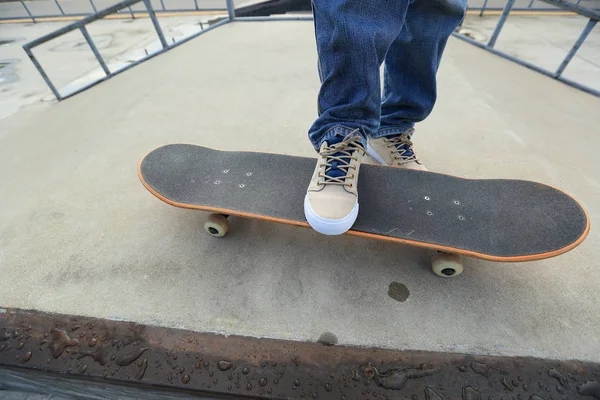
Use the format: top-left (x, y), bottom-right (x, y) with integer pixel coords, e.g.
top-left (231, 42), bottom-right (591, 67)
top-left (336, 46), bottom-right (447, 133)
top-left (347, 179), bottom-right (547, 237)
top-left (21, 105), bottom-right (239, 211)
top-left (366, 129), bottom-right (428, 171)
top-left (304, 133), bottom-right (364, 235)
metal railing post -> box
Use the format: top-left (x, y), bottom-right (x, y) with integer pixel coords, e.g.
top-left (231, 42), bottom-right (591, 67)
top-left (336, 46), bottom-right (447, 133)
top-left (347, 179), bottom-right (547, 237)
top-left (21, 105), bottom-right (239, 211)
top-left (19, 0), bottom-right (35, 23)
top-left (555, 19), bottom-right (597, 77)
top-left (488, 0), bottom-right (516, 48)
top-left (479, 0), bottom-right (489, 17)
top-left (24, 48), bottom-right (61, 100)
top-left (226, 0), bottom-right (235, 20)
top-left (143, 0), bottom-right (168, 48)
top-left (89, 0), bottom-right (98, 13)
top-left (54, 0), bottom-right (65, 15)
top-left (79, 26), bottom-right (111, 76)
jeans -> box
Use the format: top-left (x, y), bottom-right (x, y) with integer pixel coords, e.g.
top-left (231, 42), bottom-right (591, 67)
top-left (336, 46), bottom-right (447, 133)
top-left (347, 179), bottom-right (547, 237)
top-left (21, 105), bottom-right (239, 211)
top-left (308, 0), bottom-right (467, 149)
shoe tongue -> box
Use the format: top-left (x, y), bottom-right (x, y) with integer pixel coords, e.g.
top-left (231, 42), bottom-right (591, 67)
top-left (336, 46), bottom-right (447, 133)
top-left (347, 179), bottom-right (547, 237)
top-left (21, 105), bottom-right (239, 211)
top-left (325, 135), bottom-right (348, 179)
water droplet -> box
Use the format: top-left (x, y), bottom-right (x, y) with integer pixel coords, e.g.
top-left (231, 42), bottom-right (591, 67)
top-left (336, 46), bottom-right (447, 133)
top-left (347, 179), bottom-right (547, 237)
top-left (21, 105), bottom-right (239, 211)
top-left (228, 384), bottom-right (232, 390)
top-left (342, 396), bottom-right (347, 400)
top-left (471, 361), bottom-right (488, 377)
top-left (246, 172), bottom-right (252, 176)
top-left (294, 379), bottom-right (301, 386)
top-left (239, 184), bottom-right (245, 188)
top-left (274, 379), bottom-right (279, 384)
top-left (49, 329), bottom-right (79, 359)
top-left (458, 215), bottom-right (466, 221)
top-left (426, 211), bottom-right (433, 216)
top-left (80, 365), bottom-right (88, 373)
top-left (453, 200), bottom-right (460, 205)
top-left (242, 367), bottom-right (250, 375)
top-left (458, 365), bottom-right (467, 372)
top-left (89, 338), bottom-right (97, 347)
top-left (214, 180), bottom-right (220, 184)
top-left (136, 358), bottom-right (148, 380)
top-left (204, 361), bottom-right (209, 368)
top-left (173, 355), bottom-right (177, 360)
top-left (223, 170), bottom-right (229, 173)
top-left (312, 392), bottom-right (318, 398)
top-left (246, 383), bottom-right (253, 390)
top-left (116, 347), bottom-right (148, 366)
top-left (17, 342), bottom-right (24, 349)
top-left (179, 367), bottom-right (185, 374)
top-left (424, 196), bottom-right (431, 201)
top-left (325, 383), bottom-right (332, 391)
top-left (267, 388), bottom-right (273, 394)
top-left (209, 371), bottom-right (214, 377)
top-left (462, 386), bottom-right (481, 399)
top-left (22, 352), bottom-right (32, 363)
top-left (388, 282), bottom-right (410, 302)
top-left (181, 374), bottom-right (190, 384)
top-left (195, 362), bottom-right (201, 369)
top-left (259, 377), bottom-right (268, 386)
top-left (218, 360), bottom-right (232, 371)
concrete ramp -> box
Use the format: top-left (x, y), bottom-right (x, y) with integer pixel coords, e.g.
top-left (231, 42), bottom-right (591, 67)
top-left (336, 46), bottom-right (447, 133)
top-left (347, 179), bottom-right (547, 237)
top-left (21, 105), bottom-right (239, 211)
top-left (1, 21), bottom-right (599, 362)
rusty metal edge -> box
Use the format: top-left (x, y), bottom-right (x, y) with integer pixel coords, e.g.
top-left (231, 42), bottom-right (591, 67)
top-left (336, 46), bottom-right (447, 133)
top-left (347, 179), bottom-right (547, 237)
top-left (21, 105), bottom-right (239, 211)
top-left (1, 307), bottom-right (600, 399)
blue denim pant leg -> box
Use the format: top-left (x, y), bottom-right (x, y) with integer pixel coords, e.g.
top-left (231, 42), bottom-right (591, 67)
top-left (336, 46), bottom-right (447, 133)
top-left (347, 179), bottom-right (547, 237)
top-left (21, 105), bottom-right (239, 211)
top-left (376, 0), bottom-right (467, 139)
top-left (307, 0), bottom-right (410, 150)
top-left (307, 0), bottom-right (467, 149)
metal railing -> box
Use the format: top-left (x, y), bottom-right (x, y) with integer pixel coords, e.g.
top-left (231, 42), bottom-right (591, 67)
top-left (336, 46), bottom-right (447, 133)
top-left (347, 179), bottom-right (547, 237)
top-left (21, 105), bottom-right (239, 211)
top-left (4, 0), bottom-right (600, 23)
top-left (1, 0), bottom-right (227, 22)
top-left (452, 0), bottom-right (599, 97)
top-left (22, 0), bottom-right (599, 100)
top-left (22, 0), bottom-right (230, 100)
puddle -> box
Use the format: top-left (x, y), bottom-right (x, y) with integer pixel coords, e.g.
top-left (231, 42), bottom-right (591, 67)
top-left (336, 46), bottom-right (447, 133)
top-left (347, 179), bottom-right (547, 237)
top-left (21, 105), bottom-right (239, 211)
top-left (388, 282), bottom-right (410, 302)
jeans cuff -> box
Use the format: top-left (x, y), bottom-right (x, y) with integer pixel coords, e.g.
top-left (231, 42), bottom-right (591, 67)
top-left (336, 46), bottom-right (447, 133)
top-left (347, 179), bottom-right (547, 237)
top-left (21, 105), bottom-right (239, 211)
top-left (372, 123), bottom-right (415, 139)
top-left (314, 125), bottom-right (367, 150)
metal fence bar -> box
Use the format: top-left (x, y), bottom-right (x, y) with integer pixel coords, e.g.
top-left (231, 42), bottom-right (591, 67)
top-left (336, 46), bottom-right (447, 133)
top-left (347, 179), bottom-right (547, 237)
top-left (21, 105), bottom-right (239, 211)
top-left (143, 0), bottom-right (168, 49)
top-left (159, 0), bottom-right (166, 11)
top-left (23, 0), bottom-right (141, 49)
top-left (128, 6), bottom-right (135, 18)
top-left (79, 25), bottom-right (111, 76)
top-left (54, 0), bottom-right (66, 15)
top-left (555, 18), bottom-right (597, 77)
top-left (479, 0), bottom-right (489, 16)
top-left (19, 0), bottom-right (36, 23)
top-left (236, 16), bottom-right (313, 21)
top-left (23, 48), bottom-right (61, 100)
top-left (488, 0), bottom-right (516, 48)
top-left (452, 32), bottom-right (600, 98)
top-left (226, 0), bottom-right (235, 20)
top-left (538, 0), bottom-right (600, 19)
top-left (89, 0), bottom-right (98, 13)
top-left (60, 18), bottom-right (231, 101)
top-left (193, 0), bottom-right (199, 10)
top-left (528, 0), bottom-right (535, 8)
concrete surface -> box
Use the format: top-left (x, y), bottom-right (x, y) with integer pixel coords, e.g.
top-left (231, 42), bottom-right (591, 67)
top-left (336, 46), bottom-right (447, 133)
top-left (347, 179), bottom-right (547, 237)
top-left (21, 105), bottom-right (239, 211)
top-left (0, 21), bottom-right (599, 362)
top-left (459, 14), bottom-right (600, 92)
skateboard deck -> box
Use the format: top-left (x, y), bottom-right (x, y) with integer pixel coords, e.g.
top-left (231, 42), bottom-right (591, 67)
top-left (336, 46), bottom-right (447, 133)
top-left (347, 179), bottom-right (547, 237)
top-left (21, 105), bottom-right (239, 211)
top-left (138, 144), bottom-right (589, 262)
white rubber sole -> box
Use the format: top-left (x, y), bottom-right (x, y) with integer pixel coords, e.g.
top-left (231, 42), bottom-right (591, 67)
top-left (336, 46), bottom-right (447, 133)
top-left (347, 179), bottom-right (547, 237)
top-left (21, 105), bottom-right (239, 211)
top-left (304, 194), bottom-right (359, 235)
top-left (366, 143), bottom-right (387, 165)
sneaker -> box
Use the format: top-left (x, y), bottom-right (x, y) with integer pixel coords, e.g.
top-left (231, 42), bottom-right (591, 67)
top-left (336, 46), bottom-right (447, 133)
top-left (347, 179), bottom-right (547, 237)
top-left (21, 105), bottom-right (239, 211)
top-left (366, 129), bottom-right (428, 171)
top-left (304, 133), bottom-right (364, 235)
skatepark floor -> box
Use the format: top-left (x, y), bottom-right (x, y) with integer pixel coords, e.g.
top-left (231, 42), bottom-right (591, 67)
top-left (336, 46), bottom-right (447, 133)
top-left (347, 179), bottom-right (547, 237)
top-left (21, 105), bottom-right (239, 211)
top-left (1, 20), bottom-right (599, 362)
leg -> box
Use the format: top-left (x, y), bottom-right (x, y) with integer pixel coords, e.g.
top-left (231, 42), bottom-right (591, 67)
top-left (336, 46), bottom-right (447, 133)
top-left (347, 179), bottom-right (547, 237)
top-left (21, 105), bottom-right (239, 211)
top-left (308, 0), bottom-right (411, 149)
top-left (365, 0), bottom-right (466, 170)
top-left (377, 0), bottom-right (467, 136)
top-left (305, 0), bottom-right (412, 235)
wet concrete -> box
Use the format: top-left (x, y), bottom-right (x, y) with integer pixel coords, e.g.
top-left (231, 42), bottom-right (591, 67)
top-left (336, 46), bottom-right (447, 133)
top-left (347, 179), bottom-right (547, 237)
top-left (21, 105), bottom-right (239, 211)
top-left (3, 308), bottom-right (600, 399)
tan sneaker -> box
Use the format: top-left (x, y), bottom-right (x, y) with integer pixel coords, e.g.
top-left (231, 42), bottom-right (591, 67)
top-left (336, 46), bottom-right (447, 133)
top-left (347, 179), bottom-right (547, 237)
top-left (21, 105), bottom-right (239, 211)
top-left (366, 129), bottom-right (428, 171)
top-left (304, 134), bottom-right (364, 235)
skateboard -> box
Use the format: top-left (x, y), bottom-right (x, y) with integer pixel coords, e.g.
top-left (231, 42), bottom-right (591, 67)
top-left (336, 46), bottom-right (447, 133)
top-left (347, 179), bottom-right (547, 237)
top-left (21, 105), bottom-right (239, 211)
top-left (138, 144), bottom-right (590, 278)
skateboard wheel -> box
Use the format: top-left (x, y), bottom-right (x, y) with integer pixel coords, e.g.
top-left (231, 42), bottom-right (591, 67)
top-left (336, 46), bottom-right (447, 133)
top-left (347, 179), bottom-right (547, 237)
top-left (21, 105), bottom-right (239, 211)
top-left (431, 252), bottom-right (463, 278)
top-left (204, 214), bottom-right (229, 237)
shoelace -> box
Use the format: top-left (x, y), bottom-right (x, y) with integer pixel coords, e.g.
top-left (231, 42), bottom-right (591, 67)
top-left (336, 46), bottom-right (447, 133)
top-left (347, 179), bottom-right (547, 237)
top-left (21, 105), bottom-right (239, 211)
top-left (385, 129), bottom-right (418, 165)
top-left (318, 133), bottom-right (363, 188)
